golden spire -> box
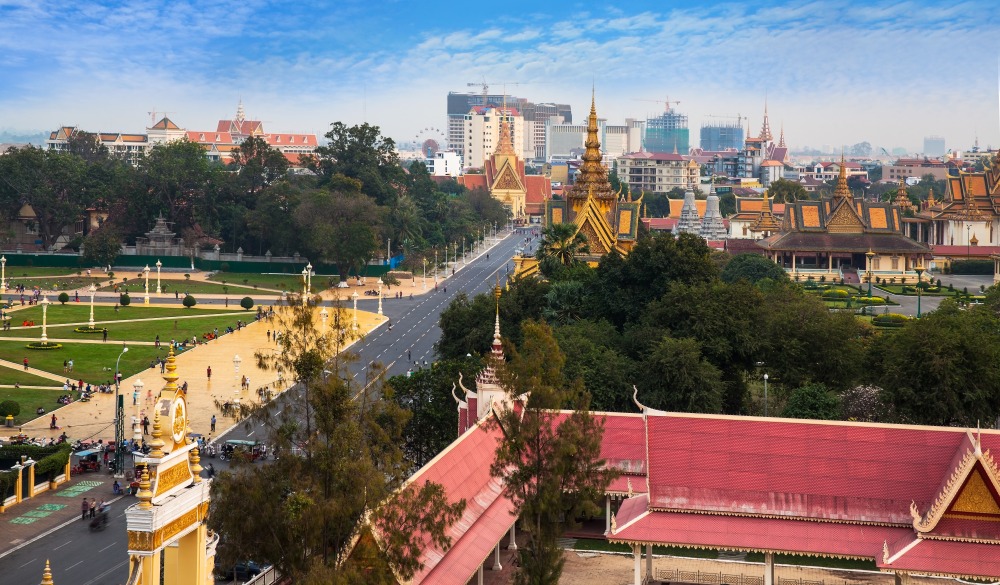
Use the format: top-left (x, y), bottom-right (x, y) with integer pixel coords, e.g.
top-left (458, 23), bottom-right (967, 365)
top-left (778, 123), bottom-right (786, 148)
top-left (494, 95), bottom-right (516, 157)
top-left (760, 100), bottom-right (772, 142)
top-left (894, 178), bottom-right (912, 210)
top-left (136, 466), bottom-right (153, 510)
top-left (40, 560), bottom-right (54, 585)
top-left (927, 187), bottom-right (936, 207)
top-left (162, 346), bottom-right (179, 397)
top-left (569, 90), bottom-right (614, 200)
top-left (148, 409), bottom-right (165, 458)
top-left (750, 190), bottom-right (781, 233)
top-left (833, 152), bottom-right (851, 200)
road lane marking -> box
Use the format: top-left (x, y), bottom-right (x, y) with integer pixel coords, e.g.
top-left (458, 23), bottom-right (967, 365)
top-left (18, 558), bottom-right (36, 569)
top-left (99, 542), bottom-right (117, 553)
top-left (53, 540), bottom-right (72, 550)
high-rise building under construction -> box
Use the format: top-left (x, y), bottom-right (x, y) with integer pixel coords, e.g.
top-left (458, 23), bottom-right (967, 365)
top-left (644, 106), bottom-right (689, 154)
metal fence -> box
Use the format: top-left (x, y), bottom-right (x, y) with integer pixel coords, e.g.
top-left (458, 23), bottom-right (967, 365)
top-left (655, 568), bottom-right (764, 585)
top-left (244, 566), bottom-right (280, 585)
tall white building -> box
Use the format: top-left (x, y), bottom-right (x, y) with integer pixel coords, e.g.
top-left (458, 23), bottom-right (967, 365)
top-left (463, 106), bottom-right (526, 169)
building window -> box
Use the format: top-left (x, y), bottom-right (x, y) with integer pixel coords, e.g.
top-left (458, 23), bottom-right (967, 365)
top-left (891, 257), bottom-right (899, 270)
top-left (873, 258), bottom-right (880, 270)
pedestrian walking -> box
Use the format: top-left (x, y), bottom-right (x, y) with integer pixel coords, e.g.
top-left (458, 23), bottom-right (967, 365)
top-left (132, 390), bottom-right (138, 405)
top-left (210, 415), bottom-right (216, 432)
top-left (206, 366), bottom-right (212, 380)
top-left (142, 416), bottom-right (150, 434)
top-left (23, 357), bottom-right (28, 370)
top-left (82, 497), bottom-right (90, 521)
top-left (89, 498), bottom-right (97, 519)
top-left (68, 359), bottom-right (73, 372)
top-left (155, 335), bottom-right (160, 348)
top-left (63, 359), bottom-right (68, 372)
top-left (266, 330), bottom-right (271, 341)
top-left (50, 414), bottom-right (57, 429)
top-left (102, 328), bottom-right (108, 342)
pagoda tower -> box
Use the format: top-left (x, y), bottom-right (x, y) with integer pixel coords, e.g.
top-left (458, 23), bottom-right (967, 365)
top-left (750, 191), bottom-right (782, 236)
top-left (699, 188), bottom-right (728, 240)
top-left (673, 190), bottom-right (701, 235)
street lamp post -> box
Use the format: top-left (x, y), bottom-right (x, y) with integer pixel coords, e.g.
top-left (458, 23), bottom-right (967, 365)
top-left (320, 307), bottom-right (328, 336)
top-left (132, 379), bottom-right (144, 444)
top-left (142, 265), bottom-right (150, 305)
top-left (113, 346), bottom-right (129, 477)
top-left (301, 267), bottom-right (309, 303)
top-left (763, 373), bottom-right (769, 417)
top-left (377, 278), bottom-right (383, 317)
top-left (865, 249), bottom-right (875, 298)
top-left (422, 258), bottom-right (427, 291)
top-left (40, 296), bottom-right (49, 344)
top-left (434, 250), bottom-right (438, 284)
top-left (351, 291), bottom-right (359, 330)
top-left (462, 238), bottom-right (466, 265)
top-left (306, 262), bottom-right (313, 295)
top-left (0, 255), bottom-right (6, 293)
top-left (915, 262), bottom-right (925, 319)
top-left (88, 284), bottom-right (96, 329)
top-left (155, 260), bottom-right (162, 294)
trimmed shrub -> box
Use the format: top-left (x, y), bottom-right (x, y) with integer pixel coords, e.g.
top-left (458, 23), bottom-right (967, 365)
top-left (26, 342), bottom-right (63, 350)
top-left (821, 290), bottom-right (849, 299)
top-left (0, 400), bottom-right (20, 417)
top-left (950, 259), bottom-right (993, 275)
top-left (855, 297), bottom-right (887, 305)
top-left (57, 292), bottom-right (69, 304)
top-left (184, 273), bottom-right (191, 280)
top-left (183, 295), bottom-right (197, 308)
top-left (119, 293), bottom-right (130, 306)
top-left (240, 297), bottom-right (254, 311)
top-left (872, 314), bottom-right (910, 328)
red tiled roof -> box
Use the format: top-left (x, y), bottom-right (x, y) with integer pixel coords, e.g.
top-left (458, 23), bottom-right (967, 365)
top-left (397, 420), bottom-right (514, 585)
top-left (458, 174), bottom-right (488, 191)
top-left (642, 218), bottom-right (677, 231)
top-left (879, 537), bottom-right (1000, 579)
top-left (643, 414), bottom-right (997, 524)
top-left (612, 509), bottom-right (910, 559)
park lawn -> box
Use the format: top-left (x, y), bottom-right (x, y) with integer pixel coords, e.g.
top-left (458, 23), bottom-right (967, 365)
top-left (100, 279), bottom-right (279, 296)
top-left (0, 388), bottom-right (69, 425)
top-left (0, 312), bottom-right (256, 342)
top-left (209, 272), bottom-right (335, 292)
top-left (5, 304), bottom-right (241, 326)
top-left (0, 366), bottom-right (63, 388)
top-left (5, 276), bottom-right (100, 292)
top-left (2, 267), bottom-right (81, 278)
top-left (0, 340), bottom-right (169, 384)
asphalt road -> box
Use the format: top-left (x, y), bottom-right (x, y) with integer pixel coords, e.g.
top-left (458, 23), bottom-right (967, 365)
top-left (0, 228), bottom-right (535, 585)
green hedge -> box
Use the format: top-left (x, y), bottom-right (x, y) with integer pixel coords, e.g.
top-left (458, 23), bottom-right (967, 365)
top-left (855, 297), bottom-right (887, 305)
top-left (0, 444), bottom-right (71, 499)
top-left (949, 260), bottom-right (993, 275)
top-left (873, 314), bottom-right (910, 327)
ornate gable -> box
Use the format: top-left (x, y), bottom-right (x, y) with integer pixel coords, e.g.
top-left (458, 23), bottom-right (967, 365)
top-left (826, 198), bottom-right (866, 233)
top-left (913, 430), bottom-right (1000, 537)
top-left (492, 158), bottom-right (525, 192)
top-left (574, 192), bottom-right (619, 256)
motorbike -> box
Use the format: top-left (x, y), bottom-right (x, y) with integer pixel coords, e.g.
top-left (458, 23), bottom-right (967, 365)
top-left (89, 505), bottom-right (110, 531)
top-left (206, 445), bottom-right (217, 458)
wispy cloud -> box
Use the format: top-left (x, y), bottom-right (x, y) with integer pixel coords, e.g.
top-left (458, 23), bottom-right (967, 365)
top-left (0, 0), bottom-right (997, 151)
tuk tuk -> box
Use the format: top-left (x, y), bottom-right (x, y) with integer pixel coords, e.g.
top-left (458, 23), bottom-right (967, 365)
top-left (219, 439), bottom-right (267, 462)
top-left (72, 449), bottom-right (102, 473)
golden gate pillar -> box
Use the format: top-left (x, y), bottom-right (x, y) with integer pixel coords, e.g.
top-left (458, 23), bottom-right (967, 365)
top-left (124, 347), bottom-right (216, 585)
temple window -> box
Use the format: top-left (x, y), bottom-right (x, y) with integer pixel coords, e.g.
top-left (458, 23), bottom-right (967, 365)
top-left (891, 257), bottom-right (899, 270)
top-left (873, 258), bottom-right (880, 270)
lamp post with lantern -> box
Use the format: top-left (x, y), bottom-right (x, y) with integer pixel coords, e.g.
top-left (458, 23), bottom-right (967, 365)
top-left (155, 259), bottom-right (162, 294)
top-left (233, 354), bottom-right (243, 410)
top-left (40, 296), bottom-right (50, 344)
top-left (113, 345), bottom-right (129, 477)
top-left (763, 373), bottom-right (769, 417)
top-left (301, 267), bottom-right (309, 302)
top-left (142, 265), bottom-right (150, 305)
top-left (132, 378), bottom-right (144, 444)
top-left (306, 262), bottom-right (313, 294)
top-left (88, 284), bottom-right (97, 329)
top-left (320, 307), bottom-right (328, 336)
top-left (0, 255), bottom-right (6, 293)
top-left (377, 278), bottom-right (383, 317)
top-left (351, 291), bottom-right (359, 330)
top-left (915, 261), bottom-right (925, 319)
top-left (865, 249), bottom-right (875, 298)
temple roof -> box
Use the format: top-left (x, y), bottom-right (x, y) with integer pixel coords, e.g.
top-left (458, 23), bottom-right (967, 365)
top-left (758, 231), bottom-right (931, 254)
top-left (567, 93), bottom-right (614, 200)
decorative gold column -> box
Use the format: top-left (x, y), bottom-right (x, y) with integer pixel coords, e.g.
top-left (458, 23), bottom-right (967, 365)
top-left (40, 559), bottom-right (54, 585)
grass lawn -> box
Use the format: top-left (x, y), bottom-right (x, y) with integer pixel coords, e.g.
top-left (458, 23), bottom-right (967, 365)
top-left (0, 340), bottom-right (170, 384)
top-left (5, 276), bottom-right (100, 292)
top-left (0, 367), bottom-right (63, 388)
top-left (0, 387), bottom-right (69, 424)
top-left (100, 279), bottom-right (282, 296)
top-left (5, 304), bottom-right (241, 326)
top-left (572, 538), bottom-right (718, 559)
top-left (0, 312), bottom-right (255, 342)
top-left (209, 272), bottom-right (335, 292)
top-left (2, 267), bottom-right (81, 278)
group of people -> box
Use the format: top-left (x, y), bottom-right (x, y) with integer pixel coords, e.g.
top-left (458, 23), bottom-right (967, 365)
top-left (81, 497), bottom-right (109, 521)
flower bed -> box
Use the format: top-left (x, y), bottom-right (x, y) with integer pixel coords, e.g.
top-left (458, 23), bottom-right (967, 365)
top-left (25, 342), bottom-right (63, 350)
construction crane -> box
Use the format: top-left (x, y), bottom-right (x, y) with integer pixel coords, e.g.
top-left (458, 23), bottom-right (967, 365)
top-left (705, 113), bottom-right (745, 126)
top-left (466, 81), bottom-right (521, 109)
top-left (633, 96), bottom-right (681, 111)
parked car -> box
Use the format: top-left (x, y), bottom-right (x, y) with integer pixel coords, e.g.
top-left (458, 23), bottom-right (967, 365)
top-left (213, 558), bottom-right (264, 582)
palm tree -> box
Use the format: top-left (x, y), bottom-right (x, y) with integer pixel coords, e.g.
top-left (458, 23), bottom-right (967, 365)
top-left (536, 223), bottom-right (589, 267)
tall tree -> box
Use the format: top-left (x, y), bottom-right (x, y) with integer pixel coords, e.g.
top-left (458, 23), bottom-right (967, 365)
top-left (310, 122), bottom-right (404, 206)
top-left (768, 178), bottom-right (807, 203)
top-left (295, 181), bottom-right (382, 278)
top-left (209, 298), bottom-right (464, 583)
top-left (231, 135), bottom-right (290, 197)
top-left (536, 222), bottom-right (589, 277)
top-left (491, 321), bottom-right (615, 585)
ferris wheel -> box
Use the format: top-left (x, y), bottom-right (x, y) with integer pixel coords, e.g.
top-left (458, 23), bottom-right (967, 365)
top-left (414, 127), bottom-right (447, 158)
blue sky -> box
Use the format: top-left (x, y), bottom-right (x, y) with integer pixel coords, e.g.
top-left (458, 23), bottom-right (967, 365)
top-left (1, 0), bottom-right (998, 154)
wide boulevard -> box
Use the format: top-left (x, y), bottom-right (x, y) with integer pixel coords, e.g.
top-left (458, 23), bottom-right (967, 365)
top-left (0, 229), bottom-right (536, 585)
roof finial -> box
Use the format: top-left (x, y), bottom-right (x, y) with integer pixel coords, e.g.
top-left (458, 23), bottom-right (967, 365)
top-left (494, 94), bottom-right (516, 157)
top-left (833, 151), bottom-right (851, 200)
top-left (778, 122), bottom-right (786, 148)
top-left (40, 560), bottom-right (54, 585)
top-left (235, 99), bottom-right (245, 123)
top-left (760, 98), bottom-right (772, 142)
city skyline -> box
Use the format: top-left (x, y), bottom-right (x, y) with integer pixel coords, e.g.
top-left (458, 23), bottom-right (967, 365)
top-left (1, 0), bottom-right (998, 153)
